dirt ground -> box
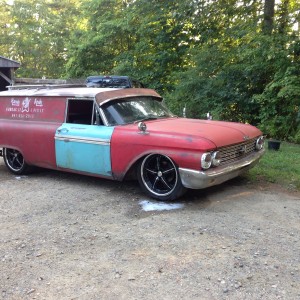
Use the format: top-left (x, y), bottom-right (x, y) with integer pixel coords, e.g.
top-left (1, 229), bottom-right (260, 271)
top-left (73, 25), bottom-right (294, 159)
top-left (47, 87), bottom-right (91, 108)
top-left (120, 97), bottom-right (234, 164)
top-left (0, 158), bottom-right (300, 300)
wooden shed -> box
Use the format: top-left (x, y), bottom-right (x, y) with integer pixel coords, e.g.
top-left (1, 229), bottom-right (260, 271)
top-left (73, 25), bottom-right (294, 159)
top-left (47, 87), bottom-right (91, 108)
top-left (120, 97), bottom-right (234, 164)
top-left (0, 56), bottom-right (20, 91)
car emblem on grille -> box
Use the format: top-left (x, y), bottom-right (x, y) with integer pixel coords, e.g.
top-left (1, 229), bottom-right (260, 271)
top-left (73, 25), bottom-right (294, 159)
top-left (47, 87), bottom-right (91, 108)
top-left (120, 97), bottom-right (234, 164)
top-left (243, 135), bottom-right (250, 141)
top-left (239, 145), bottom-right (247, 154)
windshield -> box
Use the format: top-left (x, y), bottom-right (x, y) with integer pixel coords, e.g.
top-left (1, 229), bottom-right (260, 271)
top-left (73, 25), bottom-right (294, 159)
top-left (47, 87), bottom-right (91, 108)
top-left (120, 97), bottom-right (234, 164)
top-left (101, 97), bottom-right (174, 126)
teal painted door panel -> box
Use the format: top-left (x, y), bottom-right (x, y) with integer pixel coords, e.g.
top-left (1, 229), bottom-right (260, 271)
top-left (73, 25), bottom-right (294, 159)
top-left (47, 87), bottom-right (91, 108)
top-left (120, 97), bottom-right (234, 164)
top-left (55, 124), bottom-right (114, 177)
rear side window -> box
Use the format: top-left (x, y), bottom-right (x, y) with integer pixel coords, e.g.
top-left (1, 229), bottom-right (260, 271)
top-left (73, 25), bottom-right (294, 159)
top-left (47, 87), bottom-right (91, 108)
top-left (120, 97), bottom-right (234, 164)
top-left (66, 98), bottom-right (102, 125)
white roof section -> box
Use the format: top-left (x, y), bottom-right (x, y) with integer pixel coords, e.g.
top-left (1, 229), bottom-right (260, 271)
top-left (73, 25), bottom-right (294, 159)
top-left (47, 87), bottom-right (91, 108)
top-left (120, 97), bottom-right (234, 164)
top-left (0, 87), bottom-right (121, 98)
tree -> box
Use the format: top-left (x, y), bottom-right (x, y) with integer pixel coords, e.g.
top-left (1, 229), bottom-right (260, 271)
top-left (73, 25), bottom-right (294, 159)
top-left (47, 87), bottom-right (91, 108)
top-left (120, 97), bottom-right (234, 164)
top-left (66, 0), bottom-right (191, 93)
top-left (263, 0), bottom-right (275, 34)
top-left (0, 0), bottom-right (79, 78)
top-left (167, 0), bottom-right (300, 142)
top-left (167, 0), bottom-right (267, 122)
top-left (0, 0), bottom-right (14, 55)
top-left (66, 0), bottom-right (137, 78)
top-left (255, 66), bottom-right (300, 140)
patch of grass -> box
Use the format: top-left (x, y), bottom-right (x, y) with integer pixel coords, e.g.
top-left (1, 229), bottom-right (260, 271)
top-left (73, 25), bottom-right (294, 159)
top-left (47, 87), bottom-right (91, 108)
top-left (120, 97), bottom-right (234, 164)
top-left (246, 141), bottom-right (300, 190)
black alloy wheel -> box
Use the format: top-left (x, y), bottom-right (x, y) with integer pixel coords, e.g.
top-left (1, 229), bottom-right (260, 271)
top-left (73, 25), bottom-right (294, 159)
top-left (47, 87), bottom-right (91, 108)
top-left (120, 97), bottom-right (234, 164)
top-left (3, 148), bottom-right (31, 175)
top-left (138, 154), bottom-right (186, 201)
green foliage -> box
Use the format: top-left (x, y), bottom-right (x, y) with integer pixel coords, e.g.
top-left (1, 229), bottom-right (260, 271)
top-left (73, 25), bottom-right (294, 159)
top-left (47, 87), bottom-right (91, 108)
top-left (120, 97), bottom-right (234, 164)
top-left (247, 141), bottom-right (300, 190)
top-left (255, 66), bottom-right (300, 140)
top-left (167, 3), bottom-right (300, 142)
top-left (293, 129), bottom-right (300, 144)
top-left (66, 0), bottom-right (191, 93)
top-left (168, 33), bottom-right (288, 124)
top-left (66, 0), bottom-right (134, 77)
top-left (0, 0), bottom-right (79, 78)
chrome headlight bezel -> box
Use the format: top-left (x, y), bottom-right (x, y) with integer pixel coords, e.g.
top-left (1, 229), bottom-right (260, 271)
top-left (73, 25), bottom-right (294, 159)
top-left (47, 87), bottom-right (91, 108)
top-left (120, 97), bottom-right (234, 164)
top-left (256, 136), bottom-right (265, 150)
top-left (212, 151), bottom-right (221, 167)
top-left (201, 152), bottom-right (212, 169)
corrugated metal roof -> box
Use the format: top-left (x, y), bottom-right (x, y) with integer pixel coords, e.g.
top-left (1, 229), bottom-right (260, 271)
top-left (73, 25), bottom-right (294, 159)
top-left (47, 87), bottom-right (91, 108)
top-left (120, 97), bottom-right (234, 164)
top-left (0, 56), bottom-right (21, 68)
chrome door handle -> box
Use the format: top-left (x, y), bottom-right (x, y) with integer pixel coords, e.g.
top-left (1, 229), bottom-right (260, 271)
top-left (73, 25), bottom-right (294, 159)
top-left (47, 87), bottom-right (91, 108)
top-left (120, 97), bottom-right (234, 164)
top-left (57, 128), bottom-right (69, 134)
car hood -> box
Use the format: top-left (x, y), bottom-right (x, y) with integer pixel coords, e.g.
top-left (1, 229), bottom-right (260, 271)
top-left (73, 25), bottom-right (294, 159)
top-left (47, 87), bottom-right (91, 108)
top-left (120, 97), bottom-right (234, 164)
top-left (131, 117), bottom-right (262, 149)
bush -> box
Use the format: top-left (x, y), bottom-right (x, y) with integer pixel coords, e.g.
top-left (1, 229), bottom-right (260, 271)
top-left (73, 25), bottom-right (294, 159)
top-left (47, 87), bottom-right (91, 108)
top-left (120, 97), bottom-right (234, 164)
top-left (255, 66), bottom-right (300, 141)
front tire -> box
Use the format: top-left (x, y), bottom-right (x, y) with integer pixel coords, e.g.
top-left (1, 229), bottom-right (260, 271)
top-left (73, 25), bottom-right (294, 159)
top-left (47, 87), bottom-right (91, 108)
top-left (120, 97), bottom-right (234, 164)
top-left (3, 148), bottom-right (32, 175)
top-left (137, 154), bottom-right (186, 201)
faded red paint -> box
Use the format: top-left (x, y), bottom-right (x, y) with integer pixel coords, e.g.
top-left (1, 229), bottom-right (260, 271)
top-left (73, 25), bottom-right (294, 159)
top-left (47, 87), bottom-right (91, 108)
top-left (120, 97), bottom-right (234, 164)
top-left (0, 96), bottom-right (66, 122)
top-left (0, 95), bottom-right (66, 167)
top-left (110, 117), bottom-right (262, 180)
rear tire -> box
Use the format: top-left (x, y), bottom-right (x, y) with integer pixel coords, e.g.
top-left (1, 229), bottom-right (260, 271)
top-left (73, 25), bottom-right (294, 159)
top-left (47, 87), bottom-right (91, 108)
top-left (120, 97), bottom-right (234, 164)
top-left (137, 154), bottom-right (186, 201)
top-left (3, 148), bottom-right (32, 175)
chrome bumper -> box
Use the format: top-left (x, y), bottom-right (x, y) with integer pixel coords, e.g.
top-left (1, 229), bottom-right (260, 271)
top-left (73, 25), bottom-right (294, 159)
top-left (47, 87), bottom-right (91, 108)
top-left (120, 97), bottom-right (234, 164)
top-left (179, 149), bottom-right (265, 189)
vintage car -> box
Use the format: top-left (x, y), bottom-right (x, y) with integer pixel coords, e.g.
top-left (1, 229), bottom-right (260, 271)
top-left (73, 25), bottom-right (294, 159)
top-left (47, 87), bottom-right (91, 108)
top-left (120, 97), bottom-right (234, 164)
top-left (0, 87), bottom-right (264, 201)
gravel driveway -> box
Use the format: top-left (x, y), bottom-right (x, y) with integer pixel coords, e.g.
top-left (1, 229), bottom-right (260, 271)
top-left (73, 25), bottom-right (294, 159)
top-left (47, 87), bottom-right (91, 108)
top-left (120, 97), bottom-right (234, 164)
top-left (1, 158), bottom-right (300, 300)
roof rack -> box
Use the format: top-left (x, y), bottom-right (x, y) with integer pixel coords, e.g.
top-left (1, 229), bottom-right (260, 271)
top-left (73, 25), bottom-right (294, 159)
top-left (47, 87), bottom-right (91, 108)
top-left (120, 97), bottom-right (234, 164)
top-left (7, 77), bottom-right (86, 90)
top-left (7, 84), bottom-right (85, 91)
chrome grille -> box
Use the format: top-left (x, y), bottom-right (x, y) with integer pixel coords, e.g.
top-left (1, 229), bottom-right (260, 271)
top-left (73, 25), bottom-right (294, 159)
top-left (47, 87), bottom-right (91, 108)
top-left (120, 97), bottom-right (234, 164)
top-left (219, 138), bottom-right (257, 165)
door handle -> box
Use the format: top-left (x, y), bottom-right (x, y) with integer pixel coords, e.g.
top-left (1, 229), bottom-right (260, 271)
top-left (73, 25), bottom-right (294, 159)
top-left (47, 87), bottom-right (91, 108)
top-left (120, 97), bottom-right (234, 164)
top-left (57, 128), bottom-right (69, 134)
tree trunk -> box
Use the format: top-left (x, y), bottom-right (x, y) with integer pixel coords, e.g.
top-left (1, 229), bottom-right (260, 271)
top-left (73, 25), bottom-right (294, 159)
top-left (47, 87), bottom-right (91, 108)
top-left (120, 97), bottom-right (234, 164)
top-left (278, 0), bottom-right (289, 34)
top-left (263, 0), bottom-right (275, 34)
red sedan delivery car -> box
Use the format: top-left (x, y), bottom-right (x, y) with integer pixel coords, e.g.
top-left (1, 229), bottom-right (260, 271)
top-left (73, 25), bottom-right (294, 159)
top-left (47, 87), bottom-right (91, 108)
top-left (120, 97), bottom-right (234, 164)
top-left (0, 87), bottom-right (265, 200)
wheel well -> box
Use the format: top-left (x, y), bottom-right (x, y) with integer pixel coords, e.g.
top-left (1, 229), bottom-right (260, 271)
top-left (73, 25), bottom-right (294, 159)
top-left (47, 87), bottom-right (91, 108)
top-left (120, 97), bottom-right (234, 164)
top-left (3, 147), bottom-right (24, 156)
top-left (3, 147), bottom-right (26, 162)
top-left (123, 156), bottom-right (145, 181)
top-left (123, 153), bottom-right (180, 181)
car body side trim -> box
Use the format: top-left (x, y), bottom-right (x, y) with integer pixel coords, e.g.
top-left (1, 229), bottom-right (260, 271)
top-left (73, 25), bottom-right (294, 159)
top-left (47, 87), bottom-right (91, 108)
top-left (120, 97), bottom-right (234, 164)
top-left (54, 135), bottom-right (110, 145)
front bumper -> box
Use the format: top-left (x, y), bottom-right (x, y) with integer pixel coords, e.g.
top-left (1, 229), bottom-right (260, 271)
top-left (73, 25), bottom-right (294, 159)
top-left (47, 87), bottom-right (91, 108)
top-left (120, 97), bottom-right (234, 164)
top-left (179, 149), bottom-right (265, 189)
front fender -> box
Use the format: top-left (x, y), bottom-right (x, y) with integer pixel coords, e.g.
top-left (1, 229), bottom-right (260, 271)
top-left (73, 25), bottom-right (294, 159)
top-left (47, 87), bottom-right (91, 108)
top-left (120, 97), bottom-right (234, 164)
top-left (110, 127), bottom-right (208, 181)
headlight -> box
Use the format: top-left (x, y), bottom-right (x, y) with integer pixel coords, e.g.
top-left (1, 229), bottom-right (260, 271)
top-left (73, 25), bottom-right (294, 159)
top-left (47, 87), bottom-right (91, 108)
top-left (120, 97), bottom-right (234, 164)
top-left (201, 153), bottom-right (212, 169)
top-left (212, 151), bottom-right (221, 166)
top-left (256, 136), bottom-right (264, 150)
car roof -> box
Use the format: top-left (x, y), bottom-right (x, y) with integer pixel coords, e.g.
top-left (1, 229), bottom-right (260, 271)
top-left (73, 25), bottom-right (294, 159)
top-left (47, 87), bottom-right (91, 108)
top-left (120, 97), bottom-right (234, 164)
top-left (0, 87), bottom-right (162, 105)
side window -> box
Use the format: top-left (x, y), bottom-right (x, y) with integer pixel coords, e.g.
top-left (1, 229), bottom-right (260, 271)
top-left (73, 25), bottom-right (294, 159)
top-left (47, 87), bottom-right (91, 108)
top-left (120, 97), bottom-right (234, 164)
top-left (66, 99), bottom-right (103, 125)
